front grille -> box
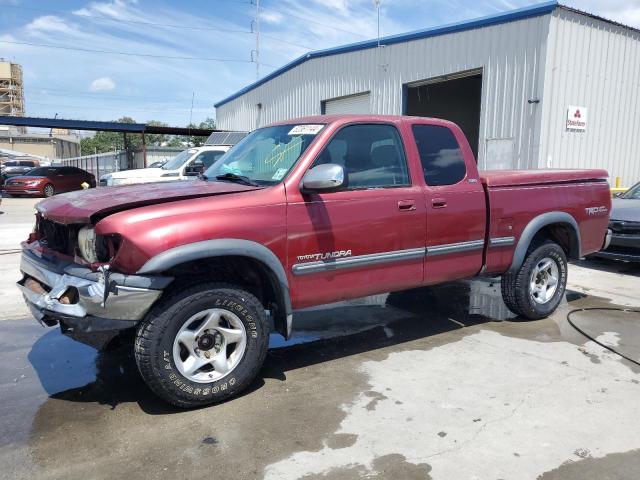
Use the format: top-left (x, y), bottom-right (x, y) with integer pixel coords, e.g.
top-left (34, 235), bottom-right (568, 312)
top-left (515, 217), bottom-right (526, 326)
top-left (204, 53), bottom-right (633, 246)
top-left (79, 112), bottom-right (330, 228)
top-left (609, 220), bottom-right (640, 235)
top-left (39, 219), bottom-right (73, 254)
top-left (99, 179), bottom-right (107, 187)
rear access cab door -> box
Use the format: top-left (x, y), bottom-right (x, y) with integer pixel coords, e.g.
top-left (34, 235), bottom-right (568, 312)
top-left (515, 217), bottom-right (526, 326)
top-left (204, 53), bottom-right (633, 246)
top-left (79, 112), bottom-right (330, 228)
top-left (408, 120), bottom-right (486, 284)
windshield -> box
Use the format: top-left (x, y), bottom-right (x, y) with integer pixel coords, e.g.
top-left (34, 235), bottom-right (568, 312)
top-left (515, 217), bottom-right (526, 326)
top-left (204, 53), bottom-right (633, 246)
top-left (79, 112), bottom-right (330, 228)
top-left (26, 167), bottom-right (58, 176)
top-left (621, 182), bottom-right (640, 199)
top-left (161, 149), bottom-right (196, 170)
top-left (204, 124), bottom-right (324, 186)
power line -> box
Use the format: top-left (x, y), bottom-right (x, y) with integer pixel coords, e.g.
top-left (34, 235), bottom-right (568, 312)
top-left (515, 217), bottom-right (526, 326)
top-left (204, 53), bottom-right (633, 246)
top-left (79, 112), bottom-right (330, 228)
top-left (27, 100), bottom-right (212, 114)
top-left (28, 89), bottom-right (214, 105)
top-left (0, 39), bottom-right (252, 63)
top-left (3, 4), bottom-right (249, 34)
top-left (260, 5), bottom-right (369, 38)
top-left (2, 4), bottom-right (313, 50)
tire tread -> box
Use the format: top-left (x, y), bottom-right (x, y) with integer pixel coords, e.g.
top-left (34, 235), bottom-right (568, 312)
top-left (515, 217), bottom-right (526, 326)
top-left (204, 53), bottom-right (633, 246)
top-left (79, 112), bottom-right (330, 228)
top-left (134, 282), bottom-right (268, 408)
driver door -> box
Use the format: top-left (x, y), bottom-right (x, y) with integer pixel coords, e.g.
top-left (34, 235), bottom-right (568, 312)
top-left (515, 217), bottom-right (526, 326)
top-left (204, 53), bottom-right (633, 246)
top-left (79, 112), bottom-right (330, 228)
top-left (286, 122), bottom-right (426, 308)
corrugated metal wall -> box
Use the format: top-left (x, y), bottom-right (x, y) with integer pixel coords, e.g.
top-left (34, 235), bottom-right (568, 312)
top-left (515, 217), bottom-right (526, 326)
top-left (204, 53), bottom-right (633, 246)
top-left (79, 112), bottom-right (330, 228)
top-left (216, 14), bottom-right (552, 169)
top-left (540, 9), bottom-right (640, 184)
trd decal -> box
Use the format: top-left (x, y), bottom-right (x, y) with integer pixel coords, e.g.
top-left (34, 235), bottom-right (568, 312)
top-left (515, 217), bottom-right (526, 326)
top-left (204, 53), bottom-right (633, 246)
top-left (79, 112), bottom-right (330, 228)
top-left (585, 206), bottom-right (608, 215)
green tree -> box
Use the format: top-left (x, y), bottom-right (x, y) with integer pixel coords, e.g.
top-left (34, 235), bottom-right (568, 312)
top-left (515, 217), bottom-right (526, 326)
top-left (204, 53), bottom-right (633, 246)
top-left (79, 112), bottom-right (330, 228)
top-left (80, 117), bottom-right (141, 154)
top-left (183, 117), bottom-right (216, 146)
top-left (79, 117), bottom-right (217, 154)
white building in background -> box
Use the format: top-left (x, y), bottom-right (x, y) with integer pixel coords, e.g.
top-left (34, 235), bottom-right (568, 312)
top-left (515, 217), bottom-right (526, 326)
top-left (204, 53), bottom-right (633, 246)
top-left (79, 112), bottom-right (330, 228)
top-left (215, 2), bottom-right (640, 183)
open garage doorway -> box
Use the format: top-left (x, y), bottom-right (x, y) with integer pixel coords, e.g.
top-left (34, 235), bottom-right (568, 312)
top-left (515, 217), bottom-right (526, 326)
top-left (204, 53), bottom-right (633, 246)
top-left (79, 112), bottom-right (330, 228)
top-left (404, 70), bottom-right (482, 159)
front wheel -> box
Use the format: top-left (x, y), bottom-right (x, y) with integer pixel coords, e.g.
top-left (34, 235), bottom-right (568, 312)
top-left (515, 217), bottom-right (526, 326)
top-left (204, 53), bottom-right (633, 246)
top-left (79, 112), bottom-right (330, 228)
top-left (43, 184), bottom-right (55, 197)
top-left (501, 240), bottom-right (567, 319)
top-left (135, 283), bottom-right (269, 408)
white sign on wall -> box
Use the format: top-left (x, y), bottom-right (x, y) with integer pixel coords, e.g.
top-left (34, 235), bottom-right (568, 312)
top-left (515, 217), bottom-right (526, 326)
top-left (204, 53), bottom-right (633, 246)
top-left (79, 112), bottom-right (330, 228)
top-left (566, 106), bottom-right (587, 131)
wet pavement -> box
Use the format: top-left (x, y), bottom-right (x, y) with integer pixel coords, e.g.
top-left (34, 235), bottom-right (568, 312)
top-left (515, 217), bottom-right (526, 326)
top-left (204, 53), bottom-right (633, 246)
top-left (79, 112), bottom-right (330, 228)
top-left (3, 197), bottom-right (640, 479)
top-left (1, 274), bottom-right (640, 480)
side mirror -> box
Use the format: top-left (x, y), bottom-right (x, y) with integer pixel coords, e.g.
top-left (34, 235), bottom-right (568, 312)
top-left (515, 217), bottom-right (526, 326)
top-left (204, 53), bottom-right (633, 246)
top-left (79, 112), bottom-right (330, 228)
top-left (185, 161), bottom-right (205, 176)
top-left (301, 164), bottom-right (347, 193)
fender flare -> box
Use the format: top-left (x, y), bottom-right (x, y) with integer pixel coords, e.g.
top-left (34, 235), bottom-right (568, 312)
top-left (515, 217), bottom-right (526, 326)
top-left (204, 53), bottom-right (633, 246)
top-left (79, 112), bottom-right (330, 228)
top-left (138, 239), bottom-right (293, 338)
top-left (509, 211), bottom-right (581, 272)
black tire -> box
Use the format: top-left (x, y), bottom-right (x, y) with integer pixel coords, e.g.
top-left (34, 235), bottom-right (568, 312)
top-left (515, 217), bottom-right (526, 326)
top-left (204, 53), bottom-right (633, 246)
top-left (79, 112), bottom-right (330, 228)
top-left (43, 184), bottom-right (55, 198)
top-left (134, 283), bottom-right (269, 408)
top-left (501, 239), bottom-right (567, 320)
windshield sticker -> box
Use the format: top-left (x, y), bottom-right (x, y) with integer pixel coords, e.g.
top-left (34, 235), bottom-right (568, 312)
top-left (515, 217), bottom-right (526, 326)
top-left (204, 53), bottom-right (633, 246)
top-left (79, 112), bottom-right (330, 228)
top-left (288, 124), bottom-right (323, 136)
top-left (272, 168), bottom-right (288, 181)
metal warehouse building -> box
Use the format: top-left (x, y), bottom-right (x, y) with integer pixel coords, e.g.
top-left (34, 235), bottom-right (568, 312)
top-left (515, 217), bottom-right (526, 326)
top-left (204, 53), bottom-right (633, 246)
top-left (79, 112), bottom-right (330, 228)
top-left (215, 1), bottom-right (640, 182)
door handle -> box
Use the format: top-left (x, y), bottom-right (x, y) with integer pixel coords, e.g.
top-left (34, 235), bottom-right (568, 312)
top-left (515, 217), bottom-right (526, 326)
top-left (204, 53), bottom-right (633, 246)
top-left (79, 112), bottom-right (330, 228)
top-left (398, 200), bottom-right (416, 211)
top-left (432, 198), bottom-right (447, 208)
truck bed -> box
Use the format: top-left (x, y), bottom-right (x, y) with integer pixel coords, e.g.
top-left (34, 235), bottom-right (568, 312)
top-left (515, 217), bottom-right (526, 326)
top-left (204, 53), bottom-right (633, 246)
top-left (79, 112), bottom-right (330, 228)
top-left (480, 169), bottom-right (609, 188)
top-left (480, 168), bottom-right (611, 275)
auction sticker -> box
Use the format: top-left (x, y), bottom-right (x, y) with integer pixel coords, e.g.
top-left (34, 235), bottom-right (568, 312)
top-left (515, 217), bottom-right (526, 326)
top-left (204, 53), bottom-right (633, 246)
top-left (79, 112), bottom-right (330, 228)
top-left (288, 124), bottom-right (324, 135)
top-left (272, 168), bottom-right (288, 180)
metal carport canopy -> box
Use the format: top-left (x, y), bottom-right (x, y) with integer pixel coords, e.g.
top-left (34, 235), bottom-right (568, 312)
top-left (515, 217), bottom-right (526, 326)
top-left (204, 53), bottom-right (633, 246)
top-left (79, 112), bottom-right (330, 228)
top-left (0, 115), bottom-right (218, 136)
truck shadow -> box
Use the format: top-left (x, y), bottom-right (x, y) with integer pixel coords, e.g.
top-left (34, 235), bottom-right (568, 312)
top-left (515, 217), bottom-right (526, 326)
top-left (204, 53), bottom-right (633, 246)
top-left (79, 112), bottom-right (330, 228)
top-left (27, 279), bottom-right (513, 414)
top-left (574, 257), bottom-right (640, 277)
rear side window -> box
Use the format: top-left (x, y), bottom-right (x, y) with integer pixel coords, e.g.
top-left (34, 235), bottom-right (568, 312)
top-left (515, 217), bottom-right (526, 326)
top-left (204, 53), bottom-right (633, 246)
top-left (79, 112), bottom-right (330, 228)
top-left (314, 124), bottom-right (409, 189)
top-left (412, 125), bottom-right (466, 186)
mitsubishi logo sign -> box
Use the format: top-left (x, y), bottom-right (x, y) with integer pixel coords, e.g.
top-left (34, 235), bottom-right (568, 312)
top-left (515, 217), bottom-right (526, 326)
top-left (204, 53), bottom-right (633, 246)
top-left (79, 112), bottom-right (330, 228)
top-left (567, 105), bottom-right (587, 131)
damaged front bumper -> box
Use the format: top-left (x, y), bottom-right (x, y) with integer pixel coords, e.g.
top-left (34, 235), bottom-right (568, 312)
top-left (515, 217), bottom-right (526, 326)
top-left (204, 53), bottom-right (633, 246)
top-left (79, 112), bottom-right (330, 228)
top-left (18, 247), bottom-right (172, 348)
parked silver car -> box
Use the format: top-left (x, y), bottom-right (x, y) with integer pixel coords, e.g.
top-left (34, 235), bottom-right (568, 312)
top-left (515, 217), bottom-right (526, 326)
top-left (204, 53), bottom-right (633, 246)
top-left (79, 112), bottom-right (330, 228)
top-left (594, 181), bottom-right (640, 262)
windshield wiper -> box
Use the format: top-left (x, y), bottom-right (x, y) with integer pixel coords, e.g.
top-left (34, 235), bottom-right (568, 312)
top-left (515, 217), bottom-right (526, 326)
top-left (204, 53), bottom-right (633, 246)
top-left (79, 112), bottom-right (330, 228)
top-left (215, 173), bottom-right (259, 186)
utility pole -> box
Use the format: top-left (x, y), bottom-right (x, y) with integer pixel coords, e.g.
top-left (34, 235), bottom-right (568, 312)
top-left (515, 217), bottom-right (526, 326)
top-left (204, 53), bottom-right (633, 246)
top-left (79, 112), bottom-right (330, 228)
top-left (255, 0), bottom-right (261, 80)
top-left (375, 0), bottom-right (381, 48)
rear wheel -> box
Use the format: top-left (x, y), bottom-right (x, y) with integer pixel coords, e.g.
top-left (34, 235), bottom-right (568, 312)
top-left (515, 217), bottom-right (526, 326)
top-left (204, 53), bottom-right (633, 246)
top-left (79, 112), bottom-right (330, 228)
top-left (135, 283), bottom-right (269, 408)
top-left (43, 184), bottom-right (55, 197)
top-left (501, 240), bottom-right (567, 319)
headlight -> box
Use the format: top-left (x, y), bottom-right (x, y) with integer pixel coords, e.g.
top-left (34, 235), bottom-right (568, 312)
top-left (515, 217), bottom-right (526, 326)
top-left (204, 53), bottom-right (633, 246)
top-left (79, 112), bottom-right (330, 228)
top-left (77, 226), bottom-right (98, 263)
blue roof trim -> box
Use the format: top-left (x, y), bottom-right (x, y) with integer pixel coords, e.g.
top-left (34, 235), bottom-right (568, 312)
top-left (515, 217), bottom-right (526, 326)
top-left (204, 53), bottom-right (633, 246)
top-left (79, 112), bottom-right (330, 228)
top-left (215, 1), bottom-right (558, 108)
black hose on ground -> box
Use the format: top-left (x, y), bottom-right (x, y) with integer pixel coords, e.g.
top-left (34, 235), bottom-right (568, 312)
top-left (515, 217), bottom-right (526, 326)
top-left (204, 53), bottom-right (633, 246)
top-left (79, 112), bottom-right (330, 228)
top-left (567, 307), bottom-right (640, 366)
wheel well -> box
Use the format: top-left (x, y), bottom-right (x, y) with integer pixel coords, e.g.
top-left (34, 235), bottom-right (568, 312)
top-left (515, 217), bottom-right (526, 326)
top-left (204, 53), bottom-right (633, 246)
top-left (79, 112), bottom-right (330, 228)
top-left (530, 223), bottom-right (580, 259)
top-left (161, 256), bottom-right (287, 335)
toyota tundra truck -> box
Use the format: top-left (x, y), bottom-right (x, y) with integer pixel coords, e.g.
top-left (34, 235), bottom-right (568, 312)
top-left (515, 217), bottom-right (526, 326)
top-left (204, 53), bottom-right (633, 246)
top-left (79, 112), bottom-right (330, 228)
top-left (18, 115), bottom-right (611, 407)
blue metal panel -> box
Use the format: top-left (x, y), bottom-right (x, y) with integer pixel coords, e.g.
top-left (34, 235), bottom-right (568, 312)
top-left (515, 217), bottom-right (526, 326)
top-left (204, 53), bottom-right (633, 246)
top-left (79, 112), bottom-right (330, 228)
top-left (215, 1), bottom-right (558, 108)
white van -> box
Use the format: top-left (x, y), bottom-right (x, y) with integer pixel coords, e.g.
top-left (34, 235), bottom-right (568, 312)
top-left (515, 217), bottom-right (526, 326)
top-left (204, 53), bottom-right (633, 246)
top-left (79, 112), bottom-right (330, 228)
top-left (99, 145), bottom-right (230, 187)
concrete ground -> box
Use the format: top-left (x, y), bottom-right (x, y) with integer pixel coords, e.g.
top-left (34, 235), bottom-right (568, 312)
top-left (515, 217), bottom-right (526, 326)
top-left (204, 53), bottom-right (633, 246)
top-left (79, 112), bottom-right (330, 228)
top-left (1, 196), bottom-right (640, 480)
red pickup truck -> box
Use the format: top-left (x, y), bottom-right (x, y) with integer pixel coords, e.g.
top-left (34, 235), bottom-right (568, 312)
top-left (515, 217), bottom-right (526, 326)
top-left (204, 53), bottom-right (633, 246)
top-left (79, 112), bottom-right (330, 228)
top-left (18, 115), bottom-right (611, 407)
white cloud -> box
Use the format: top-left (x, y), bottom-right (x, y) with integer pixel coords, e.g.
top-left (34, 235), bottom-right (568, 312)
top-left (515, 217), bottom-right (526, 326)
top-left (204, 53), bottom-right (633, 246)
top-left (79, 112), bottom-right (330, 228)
top-left (25, 15), bottom-right (76, 35)
top-left (89, 77), bottom-right (116, 92)
top-left (74, 0), bottom-right (132, 20)
top-left (261, 11), bottom-right (284, 25)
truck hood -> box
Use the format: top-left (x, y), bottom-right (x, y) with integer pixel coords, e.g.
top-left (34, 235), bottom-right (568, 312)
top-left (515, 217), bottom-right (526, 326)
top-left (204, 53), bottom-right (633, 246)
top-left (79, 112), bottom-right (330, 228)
top-left (610, 198), bottom-right (640, 222)
top-left (37, 180), bottom-right (262, 224)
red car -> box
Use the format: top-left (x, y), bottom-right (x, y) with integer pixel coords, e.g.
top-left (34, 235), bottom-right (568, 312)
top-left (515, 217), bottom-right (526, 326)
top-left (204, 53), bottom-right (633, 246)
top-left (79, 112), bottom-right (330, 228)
top-left (18, 114), bottom-right (611, 407)
top-left (4, 166), bottom-right (96, 198)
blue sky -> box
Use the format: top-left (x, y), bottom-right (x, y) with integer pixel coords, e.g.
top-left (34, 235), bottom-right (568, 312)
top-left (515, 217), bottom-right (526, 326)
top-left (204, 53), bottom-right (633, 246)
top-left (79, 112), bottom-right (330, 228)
top-left (1, 0), bottom-right (638, 127)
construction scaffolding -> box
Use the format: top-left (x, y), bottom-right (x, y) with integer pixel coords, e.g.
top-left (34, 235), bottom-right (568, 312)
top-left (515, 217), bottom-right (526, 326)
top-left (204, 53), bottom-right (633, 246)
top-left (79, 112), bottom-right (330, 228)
top-left (0, 60), bottom-right (25, 118)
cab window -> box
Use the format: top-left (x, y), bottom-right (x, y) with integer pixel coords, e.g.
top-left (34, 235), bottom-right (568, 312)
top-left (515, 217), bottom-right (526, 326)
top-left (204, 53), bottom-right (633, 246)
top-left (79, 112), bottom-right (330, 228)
top-left (194, 150), bottom-right (226, 169)
top-left (314, 124), bottom-right (409, 189)
top-left (412, 125), bottom-right (466, 186)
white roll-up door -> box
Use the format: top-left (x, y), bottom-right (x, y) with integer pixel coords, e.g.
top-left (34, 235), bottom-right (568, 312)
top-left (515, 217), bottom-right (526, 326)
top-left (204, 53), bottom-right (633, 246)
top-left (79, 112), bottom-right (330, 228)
top-left (323, 93), bottom-right (371, 114)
